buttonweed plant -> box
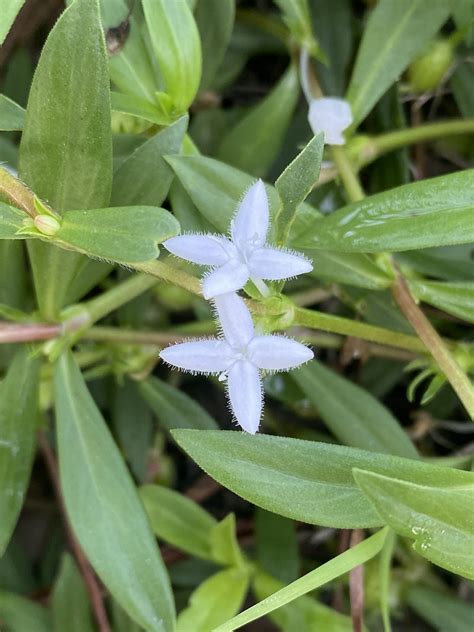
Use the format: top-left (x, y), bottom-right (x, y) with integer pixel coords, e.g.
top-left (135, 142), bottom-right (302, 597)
top-left (0, 1), bottom-right (473, 631)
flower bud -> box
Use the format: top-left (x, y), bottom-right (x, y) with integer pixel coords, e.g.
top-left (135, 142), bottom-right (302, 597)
top-left (407, 39), bottom-right (454, 93)
top-left (33, 214), bottom-right (61, 236)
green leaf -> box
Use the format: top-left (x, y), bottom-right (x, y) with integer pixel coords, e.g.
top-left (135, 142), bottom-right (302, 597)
top-left (275, 133), bottom-right (324, 244)
top-left (0, 348), bottom-right (39, 556)
top-left (54, 352), bottom-right (175, 632)
top-left (0, 95), bottom-right (25, 131)
top-left (347, 0), bottom-right (450, 126)
top-left (0, 1), bottom-right (25, 45)
top-left (253, 571), bottom-right (353, 632)
top-left (298, 171), bottom-right (474, 252)
top-left (0, 590), bottom-right (51, 632)
top-left (139, 376), bottom-right (218, 431)
top-left (292, 361), bottom-right (419, 458)
top-left (101, 2), bottom-right (158, 103)
top-left (274, 0), bottom-right (317, 54)
top-left (176, 567), bottom-right (250, 632)
top-left (112, 116), bottom-right (188, 207)
top-left (0, 202), bottom-right (26, 239)
top-left (53, 205), bottom-right (180, 263)
top-left (195, 0), bottom-right (235, 90)
top-left (408, 279), bottom-right (474, 324)
top-left (353, 468), bottom-right (474, 579)
top-left (307, 250), bottom-right (392, 290)
top-left (210, 513), bottom-right (245, 568)
top-left (52, 554), bottom-right (94, 632)
top-left (217, 65), bottom-right (299, 178)
top-left (19, 0), bottom-right (113, 319)
top-left (111, 92), bottom-right (171, 127)
top-left (140, 484), bottom-right (217, 561)
top-left (405, 584), bottom-right (474, 632)
top-left (213, 529), bottom-right (388, 632)
top-left (171, 430), bottom-right (471, 528)
top-left (142, 0), bottom-right (202, 113)
top-left (255, 510), bottom-right (299, 584)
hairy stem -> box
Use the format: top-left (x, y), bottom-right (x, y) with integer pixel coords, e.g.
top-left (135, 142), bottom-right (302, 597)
top-left (132, 260), bottom-right (202, 295)
top-left (0, 167), bottom-right (38, 218)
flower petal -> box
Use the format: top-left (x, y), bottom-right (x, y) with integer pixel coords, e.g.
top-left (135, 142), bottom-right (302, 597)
top-left (231, 179), bottom-right (269, 247)
top-left (213, 292), bottom-right (254, 348)
top-left (249, 246), bottom-right (313, 280)
top-left (202, 260), bottom-right (249, 299)
top-left (248, 335), bottom-right (314, 371)
top-left (160, 339), bottom-right (233, 374)
top-left (164, 234), bottom-right (234, 266)
top-left (308, 97), bottom-right (353, 146)
top-left (227, 359), bottom-right (263, 434)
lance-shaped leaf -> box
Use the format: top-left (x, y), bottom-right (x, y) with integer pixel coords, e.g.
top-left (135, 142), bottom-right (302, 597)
top-left (292, 361), bottom-right (418, 458)
top-left (0, 1), bottom-right (25, 45)
top-left (297, 171), bottom-right (474, 253)
top-left (172, 430), bottom-right (471, 528)
top-left (195, 0), bottom-right (235, 90)
top-left (19, 0), bottom-right (113, 318)
top-left (275, 133), bottom-right (324, 243)
top-left (176, 567), bottom-right (250, 632)
top-left (54, 352), bottom-right (175, 632)
top-left (0, 348), bottom-right (39, 556)
top-left (353, 468), bottom-right (474, 579)
top-left (142, 0), bottom-right (201, 113)
top-left (217, 65), bottom-right (300, 178)
top-left (0, 95), bottom-right (25, 131)
top-left (406, 585), bottom-right (474, 632)
top-left (347, 0), bottom-right (450, 126)
top-left (112, 116), bottom-right (188, 207)
top-left (0, 590), bottom-right (51, 632)
top-left (54, 206), bottom-right (180, 263)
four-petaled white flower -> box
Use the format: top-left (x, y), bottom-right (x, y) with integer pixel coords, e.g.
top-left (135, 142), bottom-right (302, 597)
top-left (159, 292), bottom-right (313, 434)
top-left (163, 180), bottom-right (313, 299)
top-left (308, 97), bottom-right (353, 146)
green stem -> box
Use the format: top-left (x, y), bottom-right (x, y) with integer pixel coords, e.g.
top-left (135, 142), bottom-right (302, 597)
top-left (359, 119), bottom-right (474, 166)
top-left (294, 307), bottom-right (426, 353)
top-left (132, 260), bottom-right (202, 295)
top-left (331, 145), bottom-right (365, 202)
top-left (80, 273), bottom-right (157, 324)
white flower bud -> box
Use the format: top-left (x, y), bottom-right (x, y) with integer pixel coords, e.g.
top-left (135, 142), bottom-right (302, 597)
top-left (308, 97), bottom-right (353, 146)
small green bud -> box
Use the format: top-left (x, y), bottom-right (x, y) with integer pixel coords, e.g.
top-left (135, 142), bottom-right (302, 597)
top-left (34, 214), bottom-right (61, 236)
top-left (407, 39), bottom-right (454, 93)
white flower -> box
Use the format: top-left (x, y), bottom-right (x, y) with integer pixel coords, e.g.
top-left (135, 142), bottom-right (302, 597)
top-left (307, 97), bottom-right (353, 145)
top-left (159, 292), bottom-right (313, 434)
top-left (163, 180), bottom-right (313, 299)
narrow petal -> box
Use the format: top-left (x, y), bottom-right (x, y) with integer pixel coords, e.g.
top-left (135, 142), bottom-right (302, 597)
top-left (202, 260), bottom-right (249, 299)
top-left (308, 97), bottom-right (353, 146)
top-left (164, 234), bottom-right (234, 266)
top-left (227, 359), bottom-right (263, 434)
top-left (160, 339), bottom-right (233, 374)
top-left (248, 335), bottom-right (313, 371)
top-left (249, 246), bottom-right (313, 280)
top-left (231, 180), bottom-right (269, 247)
top-left (213, 292), bottom-right (254, 348)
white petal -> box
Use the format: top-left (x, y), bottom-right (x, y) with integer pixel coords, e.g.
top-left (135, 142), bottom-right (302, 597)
top-left (164, 234), bottom-right (234, 266)
top-left (160, 340), bottom-right (233, 374)
top-left (249, 246), bottom-right (313, 280)
top-left (308, 98), bottom-right (353, 146)
top-left (227, 359), bottom-right (263, 434)
top-left (213, 292), bottom-right (254, 348)
top-left (231, 179), bottom-right (269, 247)
top-left (202, 260), bottom-right (249, 299)
top-left (248, 335), bottom-right (314, 371)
